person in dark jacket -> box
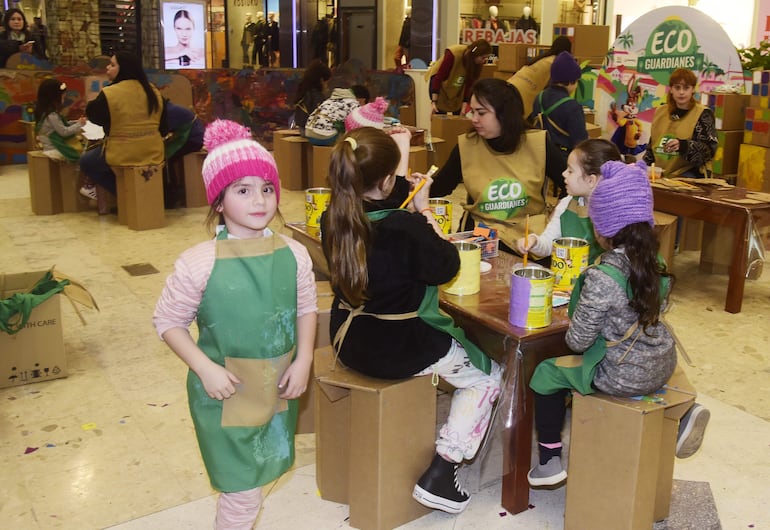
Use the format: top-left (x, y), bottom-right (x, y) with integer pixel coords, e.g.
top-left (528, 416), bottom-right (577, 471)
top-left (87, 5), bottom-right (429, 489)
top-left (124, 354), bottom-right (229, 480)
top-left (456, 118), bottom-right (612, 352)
top-left (292, 59), bottom-right (331, 133)
top-left (163, 99), bottom-right (205, 208)
top-left (321, 126), bottom-right (502, 516)
top-left (0, 8), bottom-right (45, 67)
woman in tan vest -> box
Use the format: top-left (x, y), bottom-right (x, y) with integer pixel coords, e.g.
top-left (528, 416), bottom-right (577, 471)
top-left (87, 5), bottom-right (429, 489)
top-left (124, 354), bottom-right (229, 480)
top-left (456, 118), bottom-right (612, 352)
top-left (429, 78), bottom-right (565, 253)
top-left (80, 51), bottom-right (166, 213)
top-left (643, 68), bottom-right (717, 178)
top-left (427, 39), bottom-right (492, 115)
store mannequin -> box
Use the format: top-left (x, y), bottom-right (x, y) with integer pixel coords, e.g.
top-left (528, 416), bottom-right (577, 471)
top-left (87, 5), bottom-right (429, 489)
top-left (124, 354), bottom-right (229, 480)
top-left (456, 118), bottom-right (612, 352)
top-left (486, 6), bottom-right (499, 31)
top-left (394, 6), bottom-right (411, 70)
top-left (253, 11), bottom-right (269, 67)
top-left (516, 6), bottom-right (538, 35)
top-left (241, 12), bottom-right (256, 66)
top-left (267, 11), bottom-right (280, 66)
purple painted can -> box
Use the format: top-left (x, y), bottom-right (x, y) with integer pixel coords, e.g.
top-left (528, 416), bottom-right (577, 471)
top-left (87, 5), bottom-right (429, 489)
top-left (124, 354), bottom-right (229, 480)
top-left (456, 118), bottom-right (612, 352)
top-left (508, 266), bottom-right (554, 329)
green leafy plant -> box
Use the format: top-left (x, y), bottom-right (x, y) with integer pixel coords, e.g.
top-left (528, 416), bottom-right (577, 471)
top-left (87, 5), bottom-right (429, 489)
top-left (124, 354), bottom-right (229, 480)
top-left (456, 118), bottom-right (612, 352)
top-left (737, 40), bottom-right (770, 71)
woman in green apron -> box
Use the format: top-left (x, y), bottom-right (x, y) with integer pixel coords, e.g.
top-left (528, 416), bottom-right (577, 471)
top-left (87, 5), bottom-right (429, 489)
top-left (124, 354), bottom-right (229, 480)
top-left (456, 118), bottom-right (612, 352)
top-left (514, 139), bottom-right (621, 264)
top-left (321, 127), bottom-right (502, 515)
top-left (154, 120), bottom-right (317, 529)
top-left (528, 160), bottom-right (708, 488)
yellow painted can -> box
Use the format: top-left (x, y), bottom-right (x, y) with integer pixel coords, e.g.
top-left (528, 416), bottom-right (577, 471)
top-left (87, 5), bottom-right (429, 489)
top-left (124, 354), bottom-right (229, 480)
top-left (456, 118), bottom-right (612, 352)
top-left (551, 237), bottom-right (589, 290)
top-left (428, 198), bottom-right (453, 235)
top-left (305, 187), bottom-right (331, 228)
top-left (509, 266), bottom-right (554, 329)
top-left (441, 241), bottom-right (481, 295)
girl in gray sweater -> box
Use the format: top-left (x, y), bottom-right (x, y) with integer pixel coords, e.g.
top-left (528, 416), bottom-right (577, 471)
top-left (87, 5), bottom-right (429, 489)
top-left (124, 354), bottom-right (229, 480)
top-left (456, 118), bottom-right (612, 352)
top-left (527, 160), bottom-right (709, 487)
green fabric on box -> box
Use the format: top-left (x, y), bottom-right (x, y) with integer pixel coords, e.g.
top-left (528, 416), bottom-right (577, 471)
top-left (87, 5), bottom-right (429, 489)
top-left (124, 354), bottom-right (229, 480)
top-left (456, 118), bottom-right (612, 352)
top-left (0, 271), bottom-right (70, 335)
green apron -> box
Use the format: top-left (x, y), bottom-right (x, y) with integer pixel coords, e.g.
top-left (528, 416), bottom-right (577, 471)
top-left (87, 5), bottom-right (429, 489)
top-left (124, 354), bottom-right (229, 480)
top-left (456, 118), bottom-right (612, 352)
top-left (529, 262), bottom-right (669, 395)
top-left (559, 198), bottom-right (604, 264)
top-left (190, 229), bottom-right (298, 492)
top-left (164, 119), bottom-right (194, 159)
top-left (333, 209), bottom-right (492, 375)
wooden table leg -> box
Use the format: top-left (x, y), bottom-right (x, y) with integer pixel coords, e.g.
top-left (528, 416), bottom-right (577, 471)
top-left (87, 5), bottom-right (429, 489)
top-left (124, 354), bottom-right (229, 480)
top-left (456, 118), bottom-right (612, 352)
top-left (725, 213), bottom-right (749, 314)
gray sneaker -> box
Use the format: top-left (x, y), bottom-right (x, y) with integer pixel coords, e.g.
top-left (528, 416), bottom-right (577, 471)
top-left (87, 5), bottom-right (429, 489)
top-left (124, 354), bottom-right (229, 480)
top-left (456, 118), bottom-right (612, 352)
top-left (676, 403), bottom-right (710, 458)
top-left (527, 456), bottom-right (567, 487)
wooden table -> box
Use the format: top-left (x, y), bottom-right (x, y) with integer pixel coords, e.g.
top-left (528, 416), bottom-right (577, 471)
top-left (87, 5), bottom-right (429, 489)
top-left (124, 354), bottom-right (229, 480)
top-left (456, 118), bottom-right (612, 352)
top-left (651, 183), bottom-right (770, 313)
top-left (439, 253), bottom-right (570, 515)
top-left (285, 221), bottom-right (571, 515)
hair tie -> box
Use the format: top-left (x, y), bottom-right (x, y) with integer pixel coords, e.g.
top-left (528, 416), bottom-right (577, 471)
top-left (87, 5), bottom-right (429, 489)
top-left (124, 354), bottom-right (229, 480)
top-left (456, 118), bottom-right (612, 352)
top-left (344, 136), bottom-right (358, 150)
top-left (59, 83), bottom-right (67, 90)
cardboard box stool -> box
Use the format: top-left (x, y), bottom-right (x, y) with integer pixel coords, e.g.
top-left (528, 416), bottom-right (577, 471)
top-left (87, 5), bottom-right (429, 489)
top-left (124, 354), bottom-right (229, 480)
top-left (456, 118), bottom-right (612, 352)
top-left (112, 163), bottom-right (166, 230)
top-left (564, 366), bottom-right (696, 530)
top-left (27, 151), bottom-right (91, 215)
top-left (181, 150), bottom-right (208, 207)
top-left (314, 346), bottom-right (436, 530)
top-left (274, 134), bottom-right (312, 190)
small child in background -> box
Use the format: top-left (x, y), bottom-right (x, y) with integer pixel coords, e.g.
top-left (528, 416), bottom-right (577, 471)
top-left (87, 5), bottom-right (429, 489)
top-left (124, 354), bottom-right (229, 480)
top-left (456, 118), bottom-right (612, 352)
top-left (34, 79), bottom-right (92, 198)
top-left (153, 119), bottom-right (317, 529)
top-left (514, 138), bottom-right (621, 265)
top-left (527, 160), bottom-right (709, 488)
top-left (321, 126), bottom-right (502, 515)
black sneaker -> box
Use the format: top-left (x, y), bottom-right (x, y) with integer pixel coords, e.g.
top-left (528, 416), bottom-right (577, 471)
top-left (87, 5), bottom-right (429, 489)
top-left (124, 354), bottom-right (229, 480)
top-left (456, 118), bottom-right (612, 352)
top-left (412, 453), bottom-right (470, 514)
top-left (676, 403), bottom-right (710, 458)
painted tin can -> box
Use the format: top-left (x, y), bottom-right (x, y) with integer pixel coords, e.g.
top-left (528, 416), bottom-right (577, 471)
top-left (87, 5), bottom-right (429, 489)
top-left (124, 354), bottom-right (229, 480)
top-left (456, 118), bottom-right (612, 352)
top-left (509, 266), bottom-right (554, 329)
top-left (428, 198), bottom-right (453, 235)
top-left (551, 237), bottom-right (589, 290)
top-left (441, 241), bottom-right (481, 295)
top-left (305, 187), bottom-right (331, 228)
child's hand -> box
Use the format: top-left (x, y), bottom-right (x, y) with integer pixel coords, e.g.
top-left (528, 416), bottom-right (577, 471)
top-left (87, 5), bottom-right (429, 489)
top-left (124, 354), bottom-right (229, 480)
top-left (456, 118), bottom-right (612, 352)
top-left (78, 116), bottom-right (87, 126)
top-left (197, 361), bottom-right (241, 400)
top-left (277, 357), bottom-right (312, 400)
top-left (407, 171), bottom-right (433, 212)
top-left (19, 42), bottom-right (34, 54)
top-left (515, 234), bottom-right (537, 255)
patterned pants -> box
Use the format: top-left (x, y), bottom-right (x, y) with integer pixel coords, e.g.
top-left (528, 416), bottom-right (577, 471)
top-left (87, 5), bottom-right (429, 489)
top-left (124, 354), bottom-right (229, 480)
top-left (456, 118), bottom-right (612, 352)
top-left (416, 339), bottom-right (503, 463)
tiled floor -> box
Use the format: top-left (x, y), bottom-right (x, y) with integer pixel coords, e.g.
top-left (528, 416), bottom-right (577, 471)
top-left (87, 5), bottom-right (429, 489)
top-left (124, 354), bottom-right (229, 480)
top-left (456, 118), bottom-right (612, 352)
top-left (1, 162), bottom-right (769, 529)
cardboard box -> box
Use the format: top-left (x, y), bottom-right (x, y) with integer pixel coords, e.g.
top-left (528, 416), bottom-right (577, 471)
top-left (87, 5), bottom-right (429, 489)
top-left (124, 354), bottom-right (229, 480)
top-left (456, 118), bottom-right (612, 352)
top-left (699, 222), bottom-right (733, 275)
top-left (27, 152), bottom-right (90, 215)
top-left (496, 43), bottom-right (530, 72)
top-left (182, 150), bottom-right (208, 207)
top-left (399, 105), bottom-right (416, 127)
top-left (295, 281), bottom-right (334, 435)
top-left (679, 217), bottom-right (703, 251)
top-left (408, 145), bottom-right (429, 174)
top-left (0, 269), bottom-right (97, 389)
top-left (315, 346), bottom-right (435, 530)
top-left (311, 144), bottom-right (333, 189)
top-left (564, 366), bottom-right (695, 530)
top-left (702, 93), bottom-right (749, 131)
top-left (430, 115), bottom-right (471, 169)
top-left (586, 122), bottom-right (601, 139)
top-left (744, 107), bottom-right (770, 148)
top-left (274, 135), bottom-right (311, 191)
top-left (712, 130), bottom-right (743, 175)
top-left (114, 164), bottom-right (166, 231)
top-left (552, 24), bottom-right (610, 58)
top-left (737, 143), bottom-right (770, 192)
top-left (653, 211), bottom-right (677, 269)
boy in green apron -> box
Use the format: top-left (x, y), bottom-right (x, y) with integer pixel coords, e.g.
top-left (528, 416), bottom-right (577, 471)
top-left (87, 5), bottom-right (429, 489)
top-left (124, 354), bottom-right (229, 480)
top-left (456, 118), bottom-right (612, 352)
top-left (154, 119), bottom-right (317, 529)
top-left (527, 160), bottom-right (709, 487)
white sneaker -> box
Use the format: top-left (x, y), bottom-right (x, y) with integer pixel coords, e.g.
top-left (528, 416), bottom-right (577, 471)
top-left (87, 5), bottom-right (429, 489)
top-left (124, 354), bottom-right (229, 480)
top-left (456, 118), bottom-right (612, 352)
top-left (80, 185), bottom-right (97, 200)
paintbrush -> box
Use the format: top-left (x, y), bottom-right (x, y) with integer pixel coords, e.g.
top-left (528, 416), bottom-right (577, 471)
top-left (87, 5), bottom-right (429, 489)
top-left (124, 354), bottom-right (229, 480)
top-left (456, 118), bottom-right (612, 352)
top-left (522, 214), bottom-right (530, 267)
top-left (399, 165), bottom-right (439, 209)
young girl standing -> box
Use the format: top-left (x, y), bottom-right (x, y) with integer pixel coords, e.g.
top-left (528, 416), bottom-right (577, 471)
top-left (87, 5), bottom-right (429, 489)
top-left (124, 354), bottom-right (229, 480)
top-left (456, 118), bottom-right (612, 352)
top-left (34, 79), bottom-right (92, 197)
top-left (527, 160), bottom-right (709, 487)
top-left (153, 119), bottom-right (317, 529)
top-left (321, 126), bottom-right (502, 515)
top-left (514, 138), bottom-right (621, 265)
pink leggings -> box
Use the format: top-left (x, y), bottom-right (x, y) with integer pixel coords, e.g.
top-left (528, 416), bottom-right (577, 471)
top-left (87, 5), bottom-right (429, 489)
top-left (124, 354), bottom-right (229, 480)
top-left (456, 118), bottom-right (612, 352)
top-left (216, 487), bottom-right (263, 530)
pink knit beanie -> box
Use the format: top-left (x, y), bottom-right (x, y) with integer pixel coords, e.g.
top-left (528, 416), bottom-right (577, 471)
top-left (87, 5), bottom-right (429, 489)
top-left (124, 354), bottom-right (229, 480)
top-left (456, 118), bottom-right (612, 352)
top-left (589, 160), bottom-right (654, 238)
top-left (201, 119), bottom-right (280, 205)
top-left (345, 96), bottom-right (389, 131)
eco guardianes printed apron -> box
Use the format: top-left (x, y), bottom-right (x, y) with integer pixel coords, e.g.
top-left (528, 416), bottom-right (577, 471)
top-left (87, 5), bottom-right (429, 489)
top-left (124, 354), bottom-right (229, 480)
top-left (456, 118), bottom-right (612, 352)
top-left (190, 230), bottom-right (298, 492)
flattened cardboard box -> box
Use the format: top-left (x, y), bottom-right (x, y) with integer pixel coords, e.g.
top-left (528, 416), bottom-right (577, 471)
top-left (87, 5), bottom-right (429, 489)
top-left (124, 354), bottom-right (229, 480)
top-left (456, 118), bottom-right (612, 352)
top-left (1, 268), bottom-right (97, 389)
top-left (565, 366), bottom-right (695, 530)
top-left (314, 346), bottom-right (435, 530)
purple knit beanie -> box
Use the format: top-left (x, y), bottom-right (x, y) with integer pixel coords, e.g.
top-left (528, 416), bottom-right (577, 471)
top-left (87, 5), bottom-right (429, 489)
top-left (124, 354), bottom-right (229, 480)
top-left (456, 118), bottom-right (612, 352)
top-left (550, 51), bottom-right (582, 84)
top-left (589, 160), bottom-right (654, 238)
top-left (201, 119), bottom-right (280, 205)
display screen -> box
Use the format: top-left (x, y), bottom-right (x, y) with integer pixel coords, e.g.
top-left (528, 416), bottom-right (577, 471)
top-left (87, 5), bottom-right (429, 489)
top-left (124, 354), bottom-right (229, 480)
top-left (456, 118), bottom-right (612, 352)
top-left (162, 2), bottom-right (206, 69)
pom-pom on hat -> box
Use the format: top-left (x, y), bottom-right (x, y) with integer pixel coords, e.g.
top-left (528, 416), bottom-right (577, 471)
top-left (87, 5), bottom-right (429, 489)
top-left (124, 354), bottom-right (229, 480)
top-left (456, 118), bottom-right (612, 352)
top-left (550, 51), bottom-right (582, 85)
top-left (201, 119), bottom-right (280, 205)
top-left (589, 160), bottom-right (654, 238)
top-left (345, 96), bottom-right (389, 131)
